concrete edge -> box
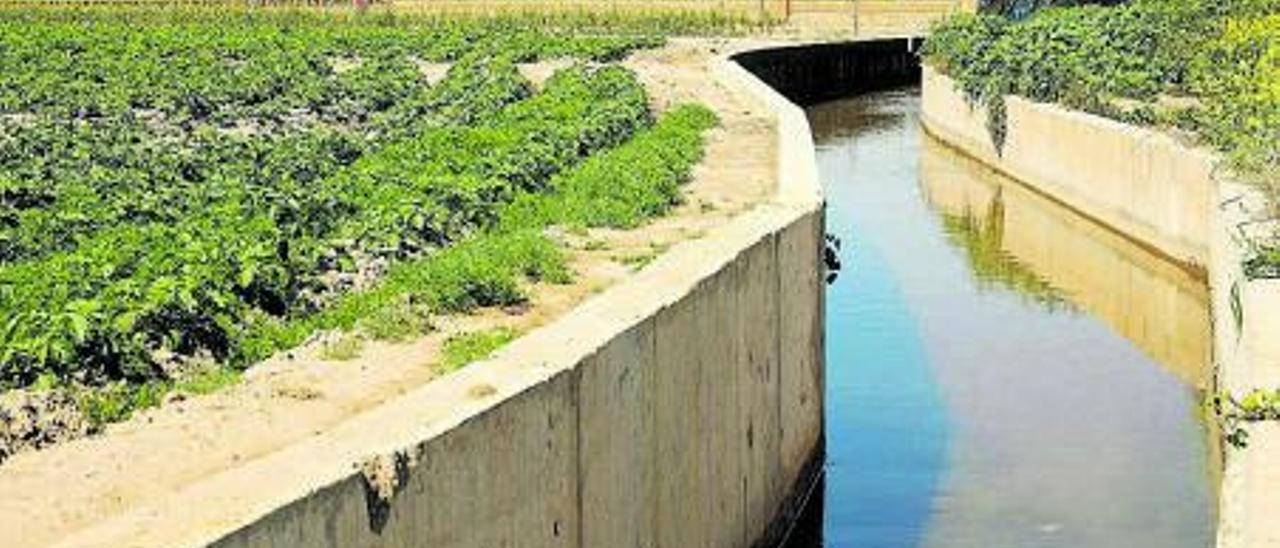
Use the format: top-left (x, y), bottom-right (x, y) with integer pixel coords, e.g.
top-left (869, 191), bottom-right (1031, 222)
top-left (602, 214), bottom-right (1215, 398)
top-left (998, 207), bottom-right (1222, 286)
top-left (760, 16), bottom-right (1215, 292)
top-left (920, 64), bottom-right (1280, 548)
top-left (712, 55), bottom-right (824, 210)
top-left (47, 52), bottom-right (827, 548)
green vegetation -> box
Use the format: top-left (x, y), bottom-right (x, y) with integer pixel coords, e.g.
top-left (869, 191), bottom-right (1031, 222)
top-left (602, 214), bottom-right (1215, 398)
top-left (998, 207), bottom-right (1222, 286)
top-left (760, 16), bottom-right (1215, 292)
top-left (1, 58), bottom-right (646, 387)
top-left (74, 366), bottom-right (241, 428)
top-left (440, 328), bottom-right (519, 372)
top-left (978, 0), bottom-right (1127, 19)
top-left (318, 334), bottom-right (366, 361)
top-left (924, 0), bottom-right (1280, 275)
top-left (1233, 389), bottom-right (1280, 420)
top-left (0, 8), bottom-right (719, 427)
top-left (174, 366), bottom-right (242, 396)
top-left (1213, 388), bottom-right (1280, 448)
top-left (1245, 245), bottom-right (1280, 279)
top-left (499, 103), bottom-right (717, 230)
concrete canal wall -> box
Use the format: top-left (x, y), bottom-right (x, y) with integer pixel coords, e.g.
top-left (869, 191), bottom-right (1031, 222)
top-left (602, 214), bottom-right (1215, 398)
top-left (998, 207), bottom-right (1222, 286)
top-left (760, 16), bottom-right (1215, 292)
top-left (49, 55), bottom-right (827, 548)
top-left (921, 65), bottom-right (1280, 548)
top-left (920, 66), bottom-right (1213, 271)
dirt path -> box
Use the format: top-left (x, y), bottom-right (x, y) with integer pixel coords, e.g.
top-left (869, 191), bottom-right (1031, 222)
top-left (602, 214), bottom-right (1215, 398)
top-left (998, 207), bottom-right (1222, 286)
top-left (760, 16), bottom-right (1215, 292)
top-left (0, 39), bottom-right (776, 548)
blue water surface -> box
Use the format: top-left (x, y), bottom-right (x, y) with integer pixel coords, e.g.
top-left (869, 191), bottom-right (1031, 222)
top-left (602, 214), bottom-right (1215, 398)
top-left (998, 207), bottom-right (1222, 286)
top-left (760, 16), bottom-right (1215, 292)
top-left (786, 89), bottom-right (1215, 548)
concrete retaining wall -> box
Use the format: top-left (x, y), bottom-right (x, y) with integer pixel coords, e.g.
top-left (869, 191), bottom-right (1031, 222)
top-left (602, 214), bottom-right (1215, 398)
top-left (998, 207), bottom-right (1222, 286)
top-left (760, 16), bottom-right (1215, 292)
top-left (48, 57), bottom-right (826, 548)
top-left (921, 66), bottom-right (1213, 271)
top-left (921, 65), bottom-right (1280, 548)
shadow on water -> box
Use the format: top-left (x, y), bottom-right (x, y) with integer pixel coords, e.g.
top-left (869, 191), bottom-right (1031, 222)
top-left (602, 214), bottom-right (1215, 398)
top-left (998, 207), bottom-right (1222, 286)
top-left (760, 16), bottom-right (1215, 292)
top-left (785, 88), bottom-right (1217, 548)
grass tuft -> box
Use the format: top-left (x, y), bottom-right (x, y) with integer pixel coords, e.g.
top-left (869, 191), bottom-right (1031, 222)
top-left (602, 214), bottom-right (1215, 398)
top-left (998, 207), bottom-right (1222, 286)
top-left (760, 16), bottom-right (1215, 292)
top-left (440, 328), bottom-right (519, 372)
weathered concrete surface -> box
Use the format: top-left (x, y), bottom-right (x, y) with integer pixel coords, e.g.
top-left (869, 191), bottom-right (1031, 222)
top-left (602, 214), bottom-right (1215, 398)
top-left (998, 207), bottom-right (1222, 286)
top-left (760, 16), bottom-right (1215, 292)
top-left (778, 211), bottom-right (825, 496)
top-left (1210, 181), bottom-right (1280, 548)
top-left (921, 65), bottom-right (1280, 548)
top-left (45, 55), bottom-right (826, 548)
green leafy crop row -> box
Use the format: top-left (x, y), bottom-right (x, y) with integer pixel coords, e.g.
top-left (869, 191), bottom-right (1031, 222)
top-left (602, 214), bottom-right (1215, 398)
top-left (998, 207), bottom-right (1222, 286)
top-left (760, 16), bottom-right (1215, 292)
top-left (500, 103), bottom-right (719, 231)
top-left (44, 101), bottom-right (719, 428)
top-left (0, 7), bottom-right (656, 120)
top-left (1, 61), bottom-right (653, 389)
top-left (0, 56), bottom-right (530, 264)
top-left (239, 103), bottom-right (719, 378)
top-left (924, 0), bottom-right (1280, 275)
top-left (2, 3), bottom-right (767, 38)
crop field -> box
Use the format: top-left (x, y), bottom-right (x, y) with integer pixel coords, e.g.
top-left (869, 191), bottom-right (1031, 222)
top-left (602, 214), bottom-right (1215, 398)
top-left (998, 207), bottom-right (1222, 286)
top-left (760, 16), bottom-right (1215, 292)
top-left (923, 0), bottom-right (1280, 276)
top-left (0, 8), bottom-right (718, 428)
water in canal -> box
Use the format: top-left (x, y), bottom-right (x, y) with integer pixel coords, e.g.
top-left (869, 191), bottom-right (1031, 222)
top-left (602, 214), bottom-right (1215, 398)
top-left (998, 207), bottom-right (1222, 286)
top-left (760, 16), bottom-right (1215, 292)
top-left (786, 88), bottom-right (1218, 548)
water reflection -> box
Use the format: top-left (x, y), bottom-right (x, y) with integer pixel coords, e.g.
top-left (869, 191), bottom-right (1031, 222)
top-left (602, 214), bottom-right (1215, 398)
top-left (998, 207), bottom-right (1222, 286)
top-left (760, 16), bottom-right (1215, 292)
top-left (936, 195), bottom-right (1074, 312)
top-left (790, 89), bottom-right (1216, 548)
top-left (919, 134), bottom-right (1212, 388)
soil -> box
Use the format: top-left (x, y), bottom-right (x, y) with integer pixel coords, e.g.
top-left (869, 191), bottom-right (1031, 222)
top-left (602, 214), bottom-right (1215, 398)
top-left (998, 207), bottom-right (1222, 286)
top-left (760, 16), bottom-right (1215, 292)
top-left (0, 391), bottom-right (91, 464)
top-left (0, 39), bottom-right (777, 548)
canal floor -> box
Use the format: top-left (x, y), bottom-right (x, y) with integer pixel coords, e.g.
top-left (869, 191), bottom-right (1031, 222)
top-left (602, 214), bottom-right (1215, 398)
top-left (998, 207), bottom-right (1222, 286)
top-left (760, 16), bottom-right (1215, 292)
top-left (786, 88), bottom-right (1217, 547)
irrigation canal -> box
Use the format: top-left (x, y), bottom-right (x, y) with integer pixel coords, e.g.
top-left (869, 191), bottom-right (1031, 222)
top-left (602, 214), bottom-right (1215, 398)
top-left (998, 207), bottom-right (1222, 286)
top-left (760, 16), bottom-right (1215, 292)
top-left (782, 87), bottom-right (1218, 547)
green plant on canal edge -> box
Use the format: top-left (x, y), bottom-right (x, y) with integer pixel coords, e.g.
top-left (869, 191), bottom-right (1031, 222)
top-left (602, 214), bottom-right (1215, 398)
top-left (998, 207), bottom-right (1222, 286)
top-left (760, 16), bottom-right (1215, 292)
top-left (75, 367), bottom-right (242, 427)
top-left (318, 334), bottom-right (366, 362)
top-left (1211, 388), bottom-right (1280, 449)
top-left (439, 328), bottom-right (519, 372)
top-left (1244, 245), bottom-right (1280, 279)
